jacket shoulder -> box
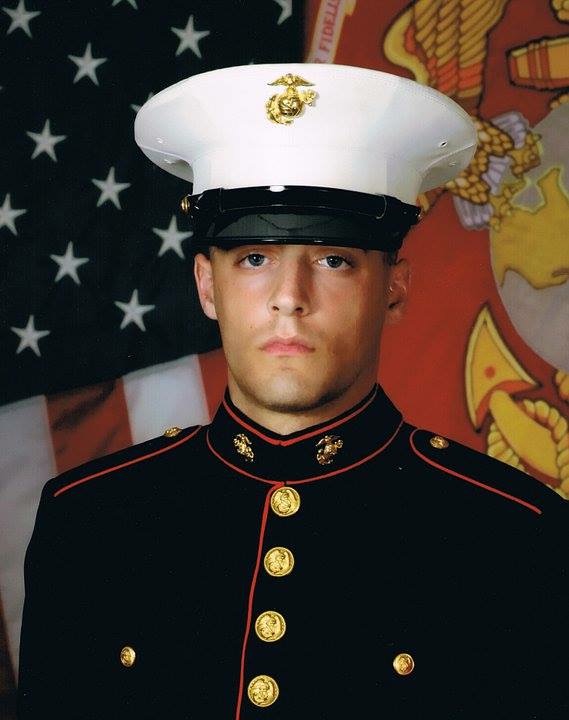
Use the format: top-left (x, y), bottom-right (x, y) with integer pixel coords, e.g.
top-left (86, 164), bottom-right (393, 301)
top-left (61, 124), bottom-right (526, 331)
top-left (44, 424), bottom-right (203, 500)
top-left (407, 426), bottom-right (565, 515)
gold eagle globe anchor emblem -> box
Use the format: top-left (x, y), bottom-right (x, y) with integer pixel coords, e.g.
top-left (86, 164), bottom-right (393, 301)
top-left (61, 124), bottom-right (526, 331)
top-left (233, 433), bottom-right (254, 462)
top-left (265, 74), bottom-right (317, 125)
top-left (316, 435), bottom-right (344, 465)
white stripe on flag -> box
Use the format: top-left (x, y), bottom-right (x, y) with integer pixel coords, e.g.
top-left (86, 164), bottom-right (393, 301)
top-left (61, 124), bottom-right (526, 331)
top-left (0, 394), bottom-right (56, 674)
top-left (122, 354), bottom-right (211, 444)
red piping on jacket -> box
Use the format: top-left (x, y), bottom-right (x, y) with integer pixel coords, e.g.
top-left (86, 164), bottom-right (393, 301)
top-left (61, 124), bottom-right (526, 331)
top-left (206, 419), bottom-right (404, 485)
top-left (234, 484), bottom-right (284, 720)
top-left (409, 429), bottom-right (542, 516)
top-left (53, 426), bottom-right (202, 497)
top-left (222, 386), bottom-right (378, 447)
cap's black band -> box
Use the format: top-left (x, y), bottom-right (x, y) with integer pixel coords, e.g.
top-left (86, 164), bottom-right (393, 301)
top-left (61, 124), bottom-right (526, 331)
top-left (184, 186), bottom-right (421, 252)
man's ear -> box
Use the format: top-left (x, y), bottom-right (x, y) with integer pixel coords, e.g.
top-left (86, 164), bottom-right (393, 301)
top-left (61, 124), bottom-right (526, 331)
top-left (194, 252), bottom-right (218, 320)
top-left (385, 258), bottom-right (410, 324)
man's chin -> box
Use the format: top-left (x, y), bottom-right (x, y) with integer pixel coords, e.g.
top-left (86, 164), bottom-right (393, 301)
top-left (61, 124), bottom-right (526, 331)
top-left (242, 373), bottom-right (346, 415)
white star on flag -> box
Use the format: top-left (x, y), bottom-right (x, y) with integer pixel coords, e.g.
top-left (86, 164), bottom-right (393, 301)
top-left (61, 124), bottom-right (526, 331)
top-left (112, 0), bottom-right (137, 7)
top-left (131, 91), bottom-right (153, 114)
top-left (0, 193), bottom-right (27, 235)
top-left (273, 0), bottom-right (292, 24)
top-left (10, 314), bottom-right (50, 356)
top-left (114, 289), bottom-right (155, 331)
top-left (26, 119), bottom-right (67, 161)
top-left (91, 166), bottom-right (131, 209)
top-left (171, 14), bottom-right (210, 58)
top-left (152, 215), bottom-right (193, 259)
top-left (68, 42), bottom-right (108, 85)
top-left (2, 0), bottom-right (40, 37)
top-left (50, 242), bottom-right (89, 284)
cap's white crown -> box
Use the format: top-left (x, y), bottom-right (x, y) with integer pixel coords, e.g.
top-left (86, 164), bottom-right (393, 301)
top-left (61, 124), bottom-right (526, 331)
top-left (134, 63), bottom-right (477, 205)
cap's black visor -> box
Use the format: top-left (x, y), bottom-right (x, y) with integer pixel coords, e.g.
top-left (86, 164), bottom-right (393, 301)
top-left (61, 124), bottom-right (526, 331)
top-left (183, 186), bottom-right (420, 252)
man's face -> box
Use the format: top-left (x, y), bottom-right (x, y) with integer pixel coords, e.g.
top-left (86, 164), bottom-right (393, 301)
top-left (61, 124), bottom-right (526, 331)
top-left (194, 243), bottom-right (409, 415)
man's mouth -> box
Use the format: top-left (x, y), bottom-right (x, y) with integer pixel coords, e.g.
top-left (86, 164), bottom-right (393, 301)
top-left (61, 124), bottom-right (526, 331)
top-left (261, 336), bottom-right (315, 355)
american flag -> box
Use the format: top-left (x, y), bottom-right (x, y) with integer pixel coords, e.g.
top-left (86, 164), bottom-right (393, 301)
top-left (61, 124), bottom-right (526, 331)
top-left (0, 0), bottom-right (304, 710)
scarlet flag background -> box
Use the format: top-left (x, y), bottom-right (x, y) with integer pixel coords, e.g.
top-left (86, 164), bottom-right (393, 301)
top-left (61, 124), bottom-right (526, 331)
top-left (305, 0), bottom-right (569, 484)
top-left (2, 0), bottom-right (569, 716)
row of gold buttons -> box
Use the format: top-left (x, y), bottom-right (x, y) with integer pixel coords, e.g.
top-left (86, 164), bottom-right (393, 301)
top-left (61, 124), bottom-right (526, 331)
top-left (120, 481), bottom-right (414, 700)
top-left (247, 487), bottom-right (300, 708)
top-left (248, 485), bottom-right (416, 708)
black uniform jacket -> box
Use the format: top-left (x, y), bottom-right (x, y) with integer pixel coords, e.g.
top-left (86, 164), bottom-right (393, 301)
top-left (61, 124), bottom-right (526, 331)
top-left (18, 384), bottom-right (569, 719)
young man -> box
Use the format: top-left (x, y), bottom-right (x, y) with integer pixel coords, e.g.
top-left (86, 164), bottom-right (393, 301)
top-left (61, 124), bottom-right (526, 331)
top-left (18, 64), bottom-right (569, 719)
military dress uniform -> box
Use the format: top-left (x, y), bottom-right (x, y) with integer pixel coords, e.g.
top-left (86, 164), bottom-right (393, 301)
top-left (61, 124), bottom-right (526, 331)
top-left (18, 384), bottom-right (569, 718)
top-left (17, 64), bottom-right (569, 718)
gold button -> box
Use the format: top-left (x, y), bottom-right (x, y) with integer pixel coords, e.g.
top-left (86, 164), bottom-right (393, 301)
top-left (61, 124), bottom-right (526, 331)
top-left (164, 426), bottom-right (182, 438)
top-left (264, 547), bottom-right (295, 577)
top-left (270, 487), bottom-right (300, 517)
top-left (393, 652), bottom-right (415, 676)
top-left (120, 646), bottom-right (136, 667)
top-left (429, 435), bottom-right (449, 449)
top-left (248, 674), bottom-right (279, 707)
top-left (255, 610), bottom-right (286, 642)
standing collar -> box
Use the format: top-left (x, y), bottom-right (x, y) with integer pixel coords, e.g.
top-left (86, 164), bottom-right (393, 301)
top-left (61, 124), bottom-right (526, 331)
top-left (206, 384), bottom-right (404, 484)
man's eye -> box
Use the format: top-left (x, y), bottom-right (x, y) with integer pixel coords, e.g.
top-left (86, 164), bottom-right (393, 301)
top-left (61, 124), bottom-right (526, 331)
top-left (318, 255), bottom-right (351, 269)
top-left (241, 253), bottom-right (267, 267)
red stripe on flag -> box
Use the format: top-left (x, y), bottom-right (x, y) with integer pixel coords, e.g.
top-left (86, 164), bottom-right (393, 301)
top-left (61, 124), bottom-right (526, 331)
top-left (46, 379), bottom-right (133, 474)
top-left (198, 348), bottom-right (228, 420)
top-left (198, 348), bottom-right (227, 418)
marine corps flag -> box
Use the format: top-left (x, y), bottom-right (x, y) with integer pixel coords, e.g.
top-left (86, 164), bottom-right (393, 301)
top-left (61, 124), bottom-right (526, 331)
top-left (305, 0), bottom-right (569, 491)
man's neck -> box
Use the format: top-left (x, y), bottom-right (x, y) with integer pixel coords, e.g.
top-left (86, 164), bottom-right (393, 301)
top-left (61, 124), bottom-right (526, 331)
top-left (227, 379), bottom-right (377, 436)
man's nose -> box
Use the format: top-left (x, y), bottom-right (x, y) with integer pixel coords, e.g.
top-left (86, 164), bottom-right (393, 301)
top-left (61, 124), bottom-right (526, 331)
top-left (267, 257), bottom-right (311, 317)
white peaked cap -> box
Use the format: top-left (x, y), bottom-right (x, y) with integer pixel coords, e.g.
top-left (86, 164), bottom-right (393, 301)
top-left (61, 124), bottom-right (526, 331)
top-left (134, 63), bottom-right (477, 205)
